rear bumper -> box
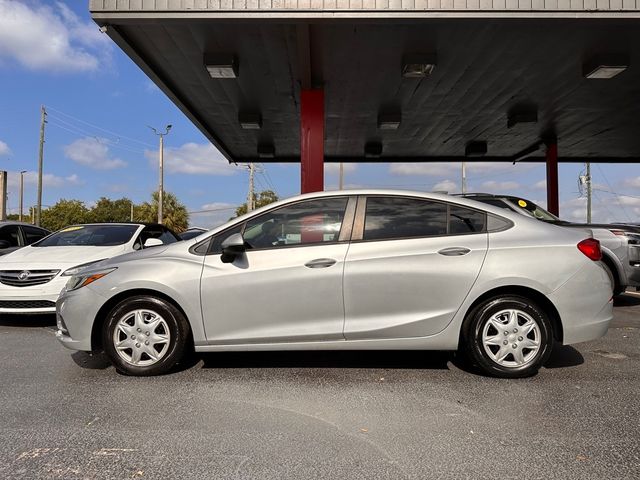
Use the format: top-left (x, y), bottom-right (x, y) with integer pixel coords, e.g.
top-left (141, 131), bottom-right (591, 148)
top-left (549, 262), bottom-right (613, 345)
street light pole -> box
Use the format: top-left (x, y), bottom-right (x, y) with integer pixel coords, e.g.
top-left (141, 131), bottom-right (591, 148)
top-left (19, 170), bottom-right (26, 222)
top-left (148, 125), bottom-right (172, 224)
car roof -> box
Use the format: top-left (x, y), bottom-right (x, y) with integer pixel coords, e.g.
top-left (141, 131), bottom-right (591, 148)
top-left (0, 221), bottom-right (49, 229)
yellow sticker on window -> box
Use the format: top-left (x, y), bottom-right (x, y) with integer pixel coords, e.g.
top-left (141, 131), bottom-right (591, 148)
top-left (60, 226), bottom-right (84, 232)
top-left (518, 200), bottom-right (528, 208)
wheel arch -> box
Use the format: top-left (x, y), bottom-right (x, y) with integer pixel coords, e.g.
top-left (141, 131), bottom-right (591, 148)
top-left (91, 288), bottom-right (191, 351)
top-left (600, 251), bottom-right (624, 289)
top-left (462, 285), bottom-right (563, 343)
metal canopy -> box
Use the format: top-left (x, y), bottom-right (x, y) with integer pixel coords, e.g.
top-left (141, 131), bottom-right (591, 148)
top-left (93, 14), bottom-right (640, 164)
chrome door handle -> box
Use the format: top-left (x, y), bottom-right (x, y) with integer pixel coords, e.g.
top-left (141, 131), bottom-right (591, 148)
top-left (304, 258), bottom-right (337, 268)
top-left (437, 247), bottom-right (471, 256)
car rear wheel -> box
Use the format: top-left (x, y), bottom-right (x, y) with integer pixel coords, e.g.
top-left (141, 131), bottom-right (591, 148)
top-left (461, 296), bottom-right (554, 378)
top-left (103, 296), bottom-right (190, 376)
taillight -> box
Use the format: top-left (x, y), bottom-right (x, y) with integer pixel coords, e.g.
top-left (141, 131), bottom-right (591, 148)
top-left (577, 238), bottom-right (602, 261)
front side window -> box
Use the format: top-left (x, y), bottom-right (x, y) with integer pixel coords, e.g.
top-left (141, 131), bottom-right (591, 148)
top-left (363, 197), bottom-right (447, 241)
top-left (243, 197), bottom-right (348, 249)
top-left (34, 225), bottom-right (139, 247)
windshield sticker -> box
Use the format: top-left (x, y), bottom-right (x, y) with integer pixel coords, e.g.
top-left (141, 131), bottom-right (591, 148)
top-left (518, 200), bottom-right (528, 208)
top-left (60, 226), bottom-right (84, 233)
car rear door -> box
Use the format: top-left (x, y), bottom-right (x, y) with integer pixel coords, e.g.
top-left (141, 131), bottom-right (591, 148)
top-left (200, 196), bottom-right (355, 345)
top-left (343, 196), bottom-right (488, 340)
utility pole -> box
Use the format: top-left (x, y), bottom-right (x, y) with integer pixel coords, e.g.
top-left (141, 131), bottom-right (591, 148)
top-left (339, 163), bottom-right (344, 190)
top-left (130, 200), bottom-right (134, 222)
top-left (461, 162), bottom-right (467, 194)
top-left (586, 161), bottom-right (592, 223)
top-left (19, 170), bottom-right (26, 222)
top-left (148, 125), bottom-right (172, 224)
top-left (247, 163), bottom-right (256, 212)
top-left (36, 105), bottom-right (46, 226)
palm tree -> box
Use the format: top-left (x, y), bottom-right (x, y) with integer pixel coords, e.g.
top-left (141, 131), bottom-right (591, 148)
top-left (136, 191), bottom-right (189, 233)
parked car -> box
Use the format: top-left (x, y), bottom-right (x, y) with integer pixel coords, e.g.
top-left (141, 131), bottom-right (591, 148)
top-left (0, 223), bottom-right (179, 315)
top-left (56, 190), bottom-right (612, 378)
top-left (0, 222), bottom-right (49, 256)
top-left (178, 227), bottom-right (208, 241)
top-left (460, 193), bottom-right (640, 295)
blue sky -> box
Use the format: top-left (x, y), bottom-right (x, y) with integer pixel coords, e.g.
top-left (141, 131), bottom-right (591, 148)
top-left (0, 1), bottom-right (638, 228)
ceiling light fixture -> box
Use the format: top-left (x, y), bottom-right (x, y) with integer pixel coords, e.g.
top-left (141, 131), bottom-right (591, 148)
top-left (378, 112), bottom-right (402, 130)
top-left (465, 141), bottom-right (488, 157)
top-left (257, 144), bottom-right (275, 159)
top-left (583, 54), bottom-right (629, 79)
top-left (507, 105), bottom-right (538, 129)
top-left (239, 112), bottom-right (262, 130)
top-left (204, 54), bottom-right (238, 78)
top-left (364, 142), bottom-right (383, 158)
top-left (402, 54), bottom-right (437, 78)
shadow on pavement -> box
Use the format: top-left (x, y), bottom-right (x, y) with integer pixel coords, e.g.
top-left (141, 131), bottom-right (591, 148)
top-left (544, 343), bottom-right (584, 369)
top-left (614, 293), bottom-right (640, 307)
top-left (198, 350), bottom-right (454, 370)
top-left (0, 314), bottom-right (56, 327)
top-left (71, 351), bottom-right (112, 370)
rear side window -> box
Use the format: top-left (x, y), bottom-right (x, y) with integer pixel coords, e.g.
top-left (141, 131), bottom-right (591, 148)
top-left (22, 226), bottom-right (48, 244)
top-left (363, 197), bottom-right (447, 241)
top-left (449, 206), bottom-right (485, 234)
top-left (0, 225), bottom-right (21, 247)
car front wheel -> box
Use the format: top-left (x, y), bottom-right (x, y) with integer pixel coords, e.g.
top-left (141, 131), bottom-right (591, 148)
top-left (462, 296), bottom-right (554, 378)
top-left (103, 296), bottom-right (190, 376)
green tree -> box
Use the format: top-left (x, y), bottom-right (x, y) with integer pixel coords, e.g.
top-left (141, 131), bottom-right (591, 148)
top-left (135, 191), bottom-right (189, 233)
top-left (41, 199), bottom-right (89, 232)
top-left (6, 214), bottom-right (19, 221)
top-left (87, 197), bottom-right (134, 223)
top-left (235, 190), bottom-right (279, 217)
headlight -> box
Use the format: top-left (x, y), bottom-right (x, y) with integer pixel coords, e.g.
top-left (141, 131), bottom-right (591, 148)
top-left (62, 259), bottom-right (108, 277)
top-left (65, 267), bottom-right (117, 292)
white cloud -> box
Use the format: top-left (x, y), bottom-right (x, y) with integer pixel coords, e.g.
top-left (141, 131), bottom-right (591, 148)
top-left (0, 1), bottom-right (111, 73)
top-left (432, 179), bottom-right (458, 192)
top-left (6, 170), bottom-right (83, 189)
top-left (145, 143), bottom-right (239, 176)
top-left (623, 177), bottom-right (640, 189)
top-left (189, 202), bottom-right (238, 229)
top-left (324, 163), bottom-right (357, 175)
top-left (0, 140), bottom-right (10, 156)
top-left (533, 180), bottom-right (546, 190)
top-left (481, 180), bottom-right (521, 192)
top-left (64, 137), bottom-right (127, 170)
top-left (389, 162), bottom-right (535, 178)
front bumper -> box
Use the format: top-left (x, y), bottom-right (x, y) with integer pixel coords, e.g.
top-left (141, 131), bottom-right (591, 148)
top-left (0, 277), bottom-right (68, 314)
top-left (55, 285), bottom-right (107, 352)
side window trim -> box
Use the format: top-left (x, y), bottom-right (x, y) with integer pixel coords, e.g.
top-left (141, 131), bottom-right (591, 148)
top-left (18, 226), bottom-right (26, 247)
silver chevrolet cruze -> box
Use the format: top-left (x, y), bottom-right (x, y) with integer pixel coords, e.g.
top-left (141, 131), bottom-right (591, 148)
top-left (56, 190), bottom-right (613, 378)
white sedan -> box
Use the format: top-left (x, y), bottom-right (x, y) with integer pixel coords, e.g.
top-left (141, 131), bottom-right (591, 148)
top-left (0, 223), bottom-right (179, 314)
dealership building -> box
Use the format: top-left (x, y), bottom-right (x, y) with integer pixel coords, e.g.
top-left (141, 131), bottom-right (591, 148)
top-left (90, 1), bottom-right (640, 214)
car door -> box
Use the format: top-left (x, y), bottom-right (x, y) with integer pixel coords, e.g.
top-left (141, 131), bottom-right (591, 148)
top-left (200, 196), bottom-right (355, 344)
top-left (343, 196), bottom-right (488, 340)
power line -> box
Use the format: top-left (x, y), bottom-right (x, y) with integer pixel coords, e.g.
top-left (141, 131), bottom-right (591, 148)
top-left (47, 105), bottom-right (155, 148)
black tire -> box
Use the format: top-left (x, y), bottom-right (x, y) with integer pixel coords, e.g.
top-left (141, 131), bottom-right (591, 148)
top-left (102, 295), bottom-right (190, 376)
top-left (602, 262), bottom-right (625, 296)
top-left (461, 295), bottom-right (554, 378)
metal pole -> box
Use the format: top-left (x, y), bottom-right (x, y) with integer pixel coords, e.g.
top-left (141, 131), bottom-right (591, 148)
top-left (247, 163), bottom-right (255, 212)
top-left (339, 163), bottom-right (344, 190)
top-left (130, 200), bottom-right (134, 222)
top-left (586, 162), bottom-right (592, 223)
top-left (36, 105), bottom-right (46, 226)
top-left (461, 162), bottom-right (467, 194)
top-left (158, 134), bottom-right (164, 224)
top-left (19, 170), bottom-right (26, 222)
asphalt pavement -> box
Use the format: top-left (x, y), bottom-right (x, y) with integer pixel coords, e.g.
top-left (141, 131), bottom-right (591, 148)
top-left (1, 294), bottom-right (639, 479)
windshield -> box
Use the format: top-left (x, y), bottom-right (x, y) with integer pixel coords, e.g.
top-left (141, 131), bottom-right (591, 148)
top-left (34, 224), bottom-right (139, 247)
top-left (505, 197), bottom-right (560, 221)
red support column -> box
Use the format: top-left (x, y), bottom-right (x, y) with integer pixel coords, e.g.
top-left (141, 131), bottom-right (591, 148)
top-left (300, 89), bottom-right (324, 194)
top-left (546, 142), bottom-right (559, 216)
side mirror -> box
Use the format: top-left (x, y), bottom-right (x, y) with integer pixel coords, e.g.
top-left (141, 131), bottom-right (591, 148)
top-left (221, 233), bottom-right (246, 263)
top-left (144, 238), bottom-right (164, 248)
top-left (0, 240), bottom-right (10, 249)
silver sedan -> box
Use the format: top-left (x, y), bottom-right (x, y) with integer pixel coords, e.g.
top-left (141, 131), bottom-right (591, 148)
top-left (55, 190), bottom-right (613, 378)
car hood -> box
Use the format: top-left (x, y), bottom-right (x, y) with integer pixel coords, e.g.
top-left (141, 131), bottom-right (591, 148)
top-left (0, 244), bottom-right (128, 268)
top-left (102, 244), bottom-right (172, 267)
